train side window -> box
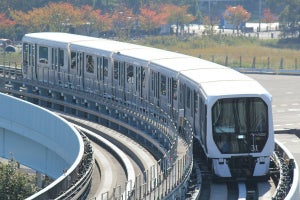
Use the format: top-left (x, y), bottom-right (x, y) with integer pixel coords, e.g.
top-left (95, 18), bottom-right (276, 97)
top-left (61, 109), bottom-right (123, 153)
top-left (86, 54), bottom-right (94, 73)
top-left (38, 46), bottom-right (48, 64)
top-left (127, 65), bottom-right (134, 83)
top-left (71, 52), bottom-right (77, 69)
top-left (160, 75), bottom-right (166, 95)
top-left (103, 57), bottom-right (108, 77)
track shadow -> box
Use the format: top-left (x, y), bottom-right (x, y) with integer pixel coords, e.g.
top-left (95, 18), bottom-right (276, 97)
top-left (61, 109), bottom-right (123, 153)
top-left (275, 129), bottom-right (300, 138)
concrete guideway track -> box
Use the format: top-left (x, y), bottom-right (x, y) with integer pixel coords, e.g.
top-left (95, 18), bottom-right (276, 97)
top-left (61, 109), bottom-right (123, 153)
top-left (64, 115), bottom-right (163, 199)
top-left (75, 125), bottom-right (135, 199)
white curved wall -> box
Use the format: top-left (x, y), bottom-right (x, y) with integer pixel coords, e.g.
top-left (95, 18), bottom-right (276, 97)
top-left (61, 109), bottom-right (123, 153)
top-left (0, 93), bottom-right (83, 179)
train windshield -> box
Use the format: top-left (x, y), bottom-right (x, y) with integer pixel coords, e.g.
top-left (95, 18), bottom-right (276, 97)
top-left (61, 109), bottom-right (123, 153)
top-left (212, 97), bottom-right (268, 154)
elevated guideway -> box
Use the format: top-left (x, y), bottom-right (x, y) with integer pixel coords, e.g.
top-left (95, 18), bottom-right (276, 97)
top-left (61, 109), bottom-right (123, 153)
top-left (0, 92), bottom-right (92, 199)
top-left (0, 66), bottom-right (194, 199)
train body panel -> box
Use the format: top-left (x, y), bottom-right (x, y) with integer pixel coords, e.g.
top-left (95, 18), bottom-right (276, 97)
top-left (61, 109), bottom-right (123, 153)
top-left (22, 32), bottom-right (274, 178)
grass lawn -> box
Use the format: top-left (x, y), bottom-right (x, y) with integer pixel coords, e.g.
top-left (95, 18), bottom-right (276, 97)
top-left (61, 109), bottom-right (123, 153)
top-left (134, 35), bottom-right (300, 70)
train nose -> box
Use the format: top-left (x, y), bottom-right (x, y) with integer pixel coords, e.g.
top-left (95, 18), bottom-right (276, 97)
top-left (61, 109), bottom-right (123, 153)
top-left (228, 156), bottom-right (256, 178)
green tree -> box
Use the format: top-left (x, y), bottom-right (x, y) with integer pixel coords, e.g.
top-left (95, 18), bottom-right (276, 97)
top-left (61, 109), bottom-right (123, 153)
top-left (0, 160), bottom-right (39, 199)
top-left (279, 0), bottom-right (300, 39)
top-left (266, 0), bottom-right (286, 16)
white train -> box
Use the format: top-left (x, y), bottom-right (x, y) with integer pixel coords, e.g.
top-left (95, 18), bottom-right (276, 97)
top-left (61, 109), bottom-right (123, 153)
top-left (22, 32), bottom-right (274, 178)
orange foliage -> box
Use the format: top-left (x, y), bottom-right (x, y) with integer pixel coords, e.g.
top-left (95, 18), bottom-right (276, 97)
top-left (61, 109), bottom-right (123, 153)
top-left (223, 5), bottom-right (251, 27)
top-left (10, 2), bottom-right (112, 33)
top-left (160, 4), bottom-right (195, 25)
top-left (9, 2), bottom-right (196, 37)
top-left (139, 7), bottom-right (166, 31)
top-left (263, 8), bottom-right (278, 24)
top-left (111, 7), bottom-right (135, 37)
top-left (0, 13), bottom-right (15, 28)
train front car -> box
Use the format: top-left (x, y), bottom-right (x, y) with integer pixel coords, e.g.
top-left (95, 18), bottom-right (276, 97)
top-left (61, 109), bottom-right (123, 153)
top-left (204, 73), bottom-right (274, 178)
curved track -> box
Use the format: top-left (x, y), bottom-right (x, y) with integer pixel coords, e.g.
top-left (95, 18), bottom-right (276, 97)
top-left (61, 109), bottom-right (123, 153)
top-left (66, 116), bottom-right (160, 199)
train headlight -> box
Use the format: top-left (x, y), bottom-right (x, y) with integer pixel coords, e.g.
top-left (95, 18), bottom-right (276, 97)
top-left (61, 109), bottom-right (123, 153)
top-left (218, 158), bottom-right (225, 164)
top-left (258, 157), bottom-right (265, 164)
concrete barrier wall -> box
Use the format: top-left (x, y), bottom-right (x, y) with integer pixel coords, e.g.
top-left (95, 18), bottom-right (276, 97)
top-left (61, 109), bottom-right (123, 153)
top-left (0, 93), bottom-right (83, 179)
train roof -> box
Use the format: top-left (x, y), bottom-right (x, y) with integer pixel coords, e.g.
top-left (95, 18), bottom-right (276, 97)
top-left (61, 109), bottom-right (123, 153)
top-left (116, 49), bottom-right (269, 97)
top-left (22, 32), bottom-right (97, 48)
top-left (147, 56), bottom-right (269, 97)
top-left (23, 32), bottom-right (270, 98)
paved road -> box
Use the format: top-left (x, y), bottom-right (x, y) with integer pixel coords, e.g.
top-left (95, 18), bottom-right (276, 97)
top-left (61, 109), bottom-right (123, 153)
top-left (248, 73), bottom-right (300, 131)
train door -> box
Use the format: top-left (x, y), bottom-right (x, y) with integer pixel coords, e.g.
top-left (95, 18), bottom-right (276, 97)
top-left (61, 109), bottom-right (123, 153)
top-left (167, 77), bottom-right (178, 120)
top-left (84, 54), bottom-right (97, 92)
top-left (96, 56), bottom-right (103, 94)
top-left (185, 86), bottom-right (192, 126)
top-left (33, 44), bottom-right (37, 80)
top-left (70, 51), bottom-right (83, 89)
top-left (113, 60), bottom-right (125, 100)
top-left (150, 70), bottom-right (160, 106)
top-left (79, 52), bottom-right (84, 89)
top-left (125, 64), bottom-right (135, 101)
top-left (52, 48), bottom-right (65, 84)
top-left (22, 43), bottom-right (37, 80)
top-left (103, 57), bottom-right (110, 96)
top-left (51, 48), bottom-right (59, 84)
top-left (200, 97), bottom-right (207, 151)
top-left (119, 62), bottom-right (125, 100)
top-left (136, 66), bottom-right (145, 100)
top-left (37, 45), bottom-right (51, 83)
top-left (178, 83), bottom-right (185, 115)
top-left (194, 91), bottom-right (201, 140)
top-left (95, 56), bottom-right (110, 96)
top-left (171, 78), bottom-right (179, 119)
top-left (159, 74), bottom-right (168, 111)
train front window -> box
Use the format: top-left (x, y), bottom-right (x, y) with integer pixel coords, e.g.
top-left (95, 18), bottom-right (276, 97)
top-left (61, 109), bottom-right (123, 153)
top-left (212, 97), bottom-right (268, 154)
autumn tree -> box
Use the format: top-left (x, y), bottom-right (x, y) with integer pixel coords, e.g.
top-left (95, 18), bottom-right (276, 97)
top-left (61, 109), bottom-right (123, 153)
top-left (10, 2), bottom-right (112, 38)
top-left (223, 5), bottom-right (251, 34)
top-left (111, 7), bottom-right (135, 39)
top-left (202, 15), bottom-right (219, 35)
top-left (138, 5), bottom-right (168, 34)
top-left (10, 3), bottom-right (81, 34)
top-left (161, 4), bottom-right (195, 36)
top-left (262, 8), bottom-right (278, 31)
top-left (46, 2), bottom-right (82, 32)
top-left (77, 5), bottom-right (112, 35)
top-left (0, 13), bottom-right (15, 38)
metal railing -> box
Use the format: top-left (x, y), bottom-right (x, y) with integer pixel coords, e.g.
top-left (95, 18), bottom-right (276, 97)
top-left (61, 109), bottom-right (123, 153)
top-left (272, 140), bottom-right (299, 200)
